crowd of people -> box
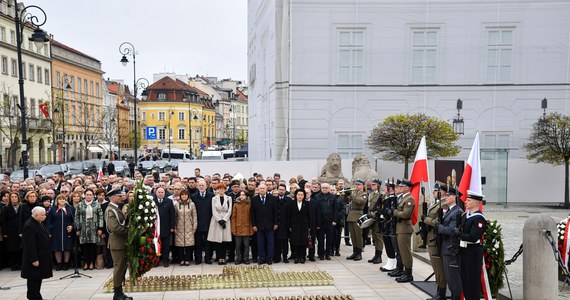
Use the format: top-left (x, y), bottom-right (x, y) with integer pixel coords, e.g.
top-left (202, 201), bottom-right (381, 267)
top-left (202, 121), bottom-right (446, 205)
top-left (0, 165), bottom-right (486, 300)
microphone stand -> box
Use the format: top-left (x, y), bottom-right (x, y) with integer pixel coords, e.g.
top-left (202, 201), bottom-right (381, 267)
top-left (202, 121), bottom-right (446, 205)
top-left (60, 232), bottom-right (91, 279)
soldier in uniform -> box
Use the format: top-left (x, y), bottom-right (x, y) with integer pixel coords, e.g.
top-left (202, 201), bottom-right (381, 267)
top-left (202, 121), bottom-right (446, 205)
top-left (381, 179), bottom-right (399, 273)
top-left (366, 179), bottom-right (383, 264)
top-left (392, 179), bottom-right (415, 283)
top-left (421, 182), bottom-right (449, 300)
top-left (437, 185), bottom-right (464, 300)
top-left (456, 190), bottom-right (487, 300)
top-left (343, 179), bottom-right (367, 261)
top-left (105, 188), bottom-right (133, 300)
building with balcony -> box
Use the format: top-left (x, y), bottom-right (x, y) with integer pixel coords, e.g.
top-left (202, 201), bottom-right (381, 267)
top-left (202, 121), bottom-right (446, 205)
top-left (0, 2), bottom-right (53, 169)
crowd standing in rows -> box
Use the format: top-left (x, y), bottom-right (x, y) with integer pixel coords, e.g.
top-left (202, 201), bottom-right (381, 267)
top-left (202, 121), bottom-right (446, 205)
top-left (0, 165), bottom-right (486, 300)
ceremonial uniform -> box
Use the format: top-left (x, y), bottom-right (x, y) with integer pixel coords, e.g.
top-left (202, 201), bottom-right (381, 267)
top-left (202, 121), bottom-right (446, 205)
top-left (105, 195), bottom-right (132, 300)
top-left (344, 184), bottom-right (367, 260)
top-left (367, 187), bottom-right (383, 264)
top-left (423, 198), bottom-right (448, 298)
top-left (458, 210), bottom-right (487, 300)
top-left (393, 185), bottom-right (415, 282)
top-left (438, 204), bottom-right (464, 299)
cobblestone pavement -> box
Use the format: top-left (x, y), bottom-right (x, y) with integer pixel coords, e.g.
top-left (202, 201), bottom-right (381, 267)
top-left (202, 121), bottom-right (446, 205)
top-left (483, 203), bottom-right (569, 299)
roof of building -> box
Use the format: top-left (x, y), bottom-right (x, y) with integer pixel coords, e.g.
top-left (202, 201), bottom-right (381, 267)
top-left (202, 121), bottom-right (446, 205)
top-left (51, 39), bottom-right (100, 62)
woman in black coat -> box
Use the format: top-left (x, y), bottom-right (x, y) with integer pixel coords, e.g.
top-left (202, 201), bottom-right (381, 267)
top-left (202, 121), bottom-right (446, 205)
top-left (2, 192), bottom-right (22, 270)
top-left (47, 194), bottom-right (75, 271)
top-left (18, 191), bottom-right (39, 235)
top-left (274, 191), bottom-right (290, 263)
top-left (21, 206), bottom-right (52, 300)
top-left (288, 189), bottom-right (310, 264)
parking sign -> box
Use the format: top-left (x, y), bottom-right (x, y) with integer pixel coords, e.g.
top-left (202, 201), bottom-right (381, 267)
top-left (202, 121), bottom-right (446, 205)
top-left (146, 127), bottom-right (157, 140)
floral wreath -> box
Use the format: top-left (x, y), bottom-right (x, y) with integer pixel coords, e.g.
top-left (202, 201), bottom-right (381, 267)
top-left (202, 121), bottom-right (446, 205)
top-left (557, 216), bottom-right (570, 272)
top-left (126, 180), bottom-right (161, 282)
top-left (482, 219), bottom-right (505, 297)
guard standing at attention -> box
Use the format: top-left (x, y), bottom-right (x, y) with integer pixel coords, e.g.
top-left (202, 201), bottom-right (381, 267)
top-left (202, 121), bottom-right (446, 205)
top-left (392, 179), bottom-right (415, 283)
top-left (344, 179), bottom-right (367, 261)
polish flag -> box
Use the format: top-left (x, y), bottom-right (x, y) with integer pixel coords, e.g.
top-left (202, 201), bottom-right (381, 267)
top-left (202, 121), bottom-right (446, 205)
top-left (97, 165), bottom-right (104, 182)
top-left (39, 102), bottom-right (49, 118)
top-left (409, 136), bottom-right (429, 225)
top-left (457, 132), bottom-right (493, 300)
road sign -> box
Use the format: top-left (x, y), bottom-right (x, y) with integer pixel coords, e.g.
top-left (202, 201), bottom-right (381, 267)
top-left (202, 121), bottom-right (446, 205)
top-left (146, 127), bottom-right (157, 140)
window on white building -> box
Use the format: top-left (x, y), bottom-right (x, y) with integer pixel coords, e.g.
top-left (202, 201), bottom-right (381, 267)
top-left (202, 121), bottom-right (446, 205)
top-left (0, 26), bottom-right (5, 41)
top-left (36, 67), bottom-right (42, 83)
top-left (10, 30), bottom-right (15, 44)
top-left (338, 29), bottom-right (365, 84)
top-left (1, 56), bottom-right (7, 74)
top-left (96, 82), bottom-right (100, 97)
top-left (486, 28), bottom-right (514, 83)
top-left (178, 112), bottom-right (185, 121)
top-left (44, 69), bottom-right (50, 85)
top-left (11, 59), bottom-right (17, 77)
top-left (482, 132), bottom-right (511, 149)
top-left (178, 128), bottom-right (186, 140)
top-left (141, 112), bottom-right (146, 121)
top-left (30, 98), bottom-right (36, 118)
top-left (158, 128), bottom-right (166, 140)
top-left (336, 132), bottom-right (364, 159)
top-left (411, 29), bottom-right (438, 84)
top-left (28, 64), bottom-right (34, 81)
top-left (158, 111), bottom-right (166, 121)
top-left (21, 62), bottom-right (26, 79)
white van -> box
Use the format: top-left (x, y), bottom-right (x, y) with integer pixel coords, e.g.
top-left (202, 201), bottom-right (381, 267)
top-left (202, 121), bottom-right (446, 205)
top-left (201, 150), bottom-right (223, 160)
top-left (161, 148), bottom-right (193, 161)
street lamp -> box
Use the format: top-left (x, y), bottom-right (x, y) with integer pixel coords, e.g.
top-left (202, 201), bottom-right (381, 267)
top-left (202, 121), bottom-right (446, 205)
top-left (229, 104), bottom-right (237, 149)
top-left (119, 42), bottom-right (144, 162)
top-left (14, 1), bottom-right (49, 178)
top-left (167, 108), bottom-right (174, 162)
top-left (184, 94), bottom-right (199, 158)
top-left (541, 98), bottom-right (548, 119)
top-left (452, 98), bottom-right (464, 135)
top-left (53, 74), bottom-right (72, 163)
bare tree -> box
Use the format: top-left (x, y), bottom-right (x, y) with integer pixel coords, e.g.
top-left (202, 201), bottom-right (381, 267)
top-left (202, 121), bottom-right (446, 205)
top-left (71, 95), bottom-right (103, 161)
top-left (102, 106), bottom-right (117, 158)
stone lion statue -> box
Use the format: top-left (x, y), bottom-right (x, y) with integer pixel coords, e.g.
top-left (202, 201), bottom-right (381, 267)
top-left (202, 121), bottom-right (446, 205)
top-left (351, 154), bottom-right (379, 184)
top-left (319, 153), bottom-right (348, 184)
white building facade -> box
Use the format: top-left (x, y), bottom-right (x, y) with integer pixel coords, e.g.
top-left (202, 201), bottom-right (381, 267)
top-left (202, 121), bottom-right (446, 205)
top-left (248, 0), bottom-right (570, 203)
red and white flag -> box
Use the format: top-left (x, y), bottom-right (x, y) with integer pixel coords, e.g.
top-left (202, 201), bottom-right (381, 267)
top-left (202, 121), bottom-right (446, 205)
top-left (409, 136), bottom-right (429, 225)
top-left (39, 102), bottom-right (49, 118)
top-left (457, 132), bottom-right (493, 300)
top-left (97, 165), bottom-right (104, 182)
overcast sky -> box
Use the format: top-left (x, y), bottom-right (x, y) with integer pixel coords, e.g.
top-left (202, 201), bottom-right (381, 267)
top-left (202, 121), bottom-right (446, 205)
top-left (34, 0), bottom-right (247, 87)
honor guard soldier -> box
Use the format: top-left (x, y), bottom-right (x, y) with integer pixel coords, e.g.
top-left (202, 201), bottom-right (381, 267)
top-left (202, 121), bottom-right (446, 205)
top-left (105, 188), bottom-right (133, 300)
top-left (455, 190), bottom-right (487, 300)
top-left (392, 179), bottom-right (415, 283)
top-left (343, 179), bottom-right (367, 261)
top-left (422, 182), bottom-right (448, 300)
top-left (437, 185), bottom-right (464, 300)
top-left (366, 179), bottom-right (383, 264)
top-left (381, 179), bottom-right (400, 273)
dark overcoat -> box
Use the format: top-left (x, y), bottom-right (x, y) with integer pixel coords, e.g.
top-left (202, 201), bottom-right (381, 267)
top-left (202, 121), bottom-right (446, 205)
top-left (275, 196), bottom-right (290, 239)
top-left (47, 205), bottom-right (75, 251)
top-left (191, 191), bottom-right (214, 232)
top-left (2, 205), bottom-right (21, 252)
top-left (250, 194), bottom-right (278, 231)
top-left (21, 218), bottom-right (53, 279)
top-left (288, 200), bottom-right (310, 246)
top-left (153, 197), bottom-right (176, 237)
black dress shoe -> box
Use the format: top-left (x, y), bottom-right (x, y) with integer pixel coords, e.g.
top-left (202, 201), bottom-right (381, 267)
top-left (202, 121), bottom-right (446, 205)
top-left (396, 273), bottom-right (414, 283)
top-left (273, 258), bottom-right (281, 263)
top-left (319, 256), bottom-right (324, 260)
top-left (205, 259), bottom-right (212, 265)
top-left (244, 259), bottom-right (250, 265)
top-left (334, 251), bottom-right (341, 256)
top-left (294, 259), bottom-right (300, 264)
top-left (325, 255), bottom-right (331, 260)
top-left (283, 259), bottom-right (289, 263)
top-left (388, 268), bottom-right (404, 277)
top-left (309, 257), bottom-right (315, 262)
top-left (258, 259), bottom-right (265, 265)
top-left (195, 260), bottom-right (202, 265)
top-left (300, 258), bottom-right (306, 264)
top-left (267, 260), bottom-right (273, 265)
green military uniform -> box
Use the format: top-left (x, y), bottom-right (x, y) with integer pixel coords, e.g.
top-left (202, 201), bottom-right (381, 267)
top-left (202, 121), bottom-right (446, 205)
top-left (344, 188), bottom-right (367, 259)
top-left (423, 198), bottom-right (449, 296)
top-left (368, 189), bottom-right (383, 263)
top-left (106, 202), bottom-right (130, 296)
top-left (393, 188), bottom-right (415, 282)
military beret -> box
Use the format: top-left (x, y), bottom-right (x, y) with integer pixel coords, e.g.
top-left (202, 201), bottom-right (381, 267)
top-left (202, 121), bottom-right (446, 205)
top-left (398, 179), bottom-right (413, 187)
top-left (106, 187), bottom-right (124, 198)
top-left (467, 190), bottom-right (484, 201)
top-left (354, 179), bottom-right (365, 185)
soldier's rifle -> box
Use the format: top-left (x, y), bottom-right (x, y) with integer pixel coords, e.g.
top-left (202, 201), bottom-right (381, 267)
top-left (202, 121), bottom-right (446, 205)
top-left (434, 183), bottom-right (443, 257)
top-left (416, 183), bottom-right (429, 248)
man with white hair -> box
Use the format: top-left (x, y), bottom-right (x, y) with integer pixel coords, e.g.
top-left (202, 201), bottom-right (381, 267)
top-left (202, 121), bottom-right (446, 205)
top-left (21, 206), bottom-right (52, 300)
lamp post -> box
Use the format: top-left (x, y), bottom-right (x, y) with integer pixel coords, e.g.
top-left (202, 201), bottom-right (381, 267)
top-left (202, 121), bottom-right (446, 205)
top-left (184, 95), bottom-right (199, 158)
top-left (452, 98), bottom-right (464, 135)
top-left (53, 74), bottom-right (71, 163)
top-left (229, 104), bottom-right (237, 149)
top-left (14, 1), bottom-right (49, 178)
top-left (119, 42), bottom-right (144, 162)
top-left (541, 98), bottom-right (548, 119)
top-left (167, 108), bottom-right (174, 162)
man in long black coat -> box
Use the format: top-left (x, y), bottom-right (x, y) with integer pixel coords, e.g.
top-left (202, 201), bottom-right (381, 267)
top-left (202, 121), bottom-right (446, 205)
top-left (250, 183), bottom-right (278, 265)
top-left (21, 206), bottom-right (52, 300)
top-left (154, 187), bottom-right (176, 267)
top-left (305, 189), bottom-right (321, 261)
top-left (191, 180), bottom-right (214, 264)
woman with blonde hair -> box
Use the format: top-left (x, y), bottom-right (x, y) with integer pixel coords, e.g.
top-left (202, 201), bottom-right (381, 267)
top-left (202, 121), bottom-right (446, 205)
top-left (48, 194), bottom-right (75, 270)
top-left (174, 190), bottom-right (197, 266)
top-left (70, 191), bottom-right (82, 209)
top-left (207, 183), bottom-right (232, 265)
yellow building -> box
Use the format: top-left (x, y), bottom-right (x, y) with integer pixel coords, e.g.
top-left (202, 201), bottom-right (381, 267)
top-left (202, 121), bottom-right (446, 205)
top-left (51, 39), bottom-right (104, 162)
top-left (139, 76), bottom-right (215, 157)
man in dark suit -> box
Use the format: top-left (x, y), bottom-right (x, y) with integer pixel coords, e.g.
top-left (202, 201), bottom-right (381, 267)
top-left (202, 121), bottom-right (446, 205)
top-left (154, 187), bottom-right (176, 267)
top-left (305, 188), bottom-right (321, 261)
top-left (21, 206), bottom-right (52, 300)
top-left (106, 188), bottom-right (133, 300)
top-left (107, 160), bottom-right (116, 175)
top-left (250, 183), bottom-right (278, 265)
top-left (437, 185), bottom-right (464, 300)
top-left (191, 180), bottom-right (214, 264)
top-left (315, 183), bottom-right (337, 260)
